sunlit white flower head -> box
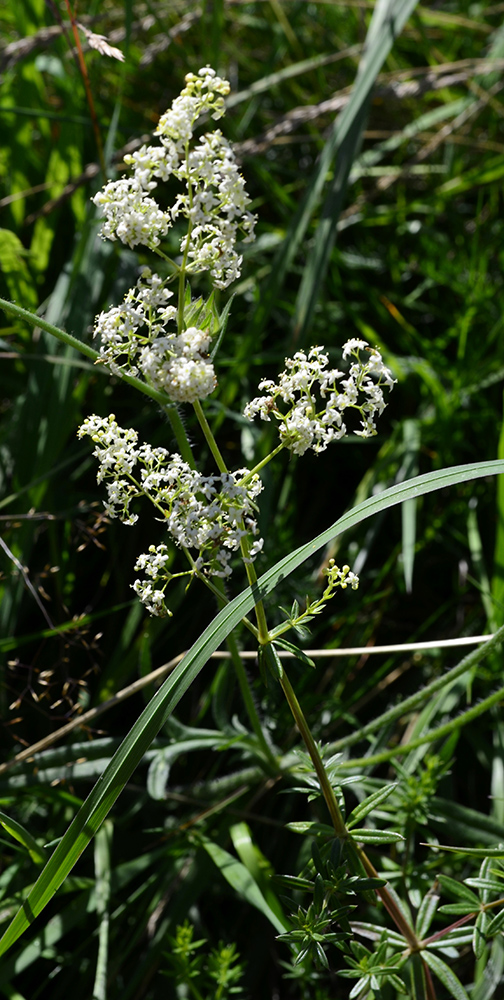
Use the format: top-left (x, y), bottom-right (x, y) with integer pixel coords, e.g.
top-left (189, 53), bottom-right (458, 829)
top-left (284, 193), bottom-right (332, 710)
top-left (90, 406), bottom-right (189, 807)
top-left (244, 340), bottom-right (395, 455)
top-left (91, 68), bottom-right (256, 401)
top-left (92, 67), bottom-right (255, 288)
top-left (92, 269), bottom-right (216, 403)
top-left (78, 414), bottom-right (264, 616)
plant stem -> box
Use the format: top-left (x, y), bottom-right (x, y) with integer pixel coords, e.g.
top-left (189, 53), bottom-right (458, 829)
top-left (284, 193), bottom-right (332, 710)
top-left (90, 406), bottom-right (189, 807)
top-left (219, 614), bottom-right (277, 770)
top-left (63, 0), bottom-right (106, 175)
top-left (191, 399), bottom-right (270, 641)
top-left (245, 442), bottom-right (286, 479)
top-left (279, 665), bottom-right (421, 951)
top-left (279, 668), bottom-right (347, 836)
top-left (161, 404), bottom-right (195, 469)
top-left (238, 536), bottom-right (270, 644)
top-left (0, 297), bottom-right (180, 407)
top-left (185, 552), bottom-right (259, 639)
top-left (192, 399), bottom-right (228, 473)
top-left (330, 620), bottom-right (504, 754)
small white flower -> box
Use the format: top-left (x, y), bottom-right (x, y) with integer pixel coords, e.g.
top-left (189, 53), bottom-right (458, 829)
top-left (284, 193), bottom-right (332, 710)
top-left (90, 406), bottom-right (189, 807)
top-left (244, 340), bottom-right (395, 455)
top-left (91, 68), bottom-right (256, 394)
top-left (342, 338), bottom-right (368, 358)
top-left (78, 416), bottom-right (265, 615)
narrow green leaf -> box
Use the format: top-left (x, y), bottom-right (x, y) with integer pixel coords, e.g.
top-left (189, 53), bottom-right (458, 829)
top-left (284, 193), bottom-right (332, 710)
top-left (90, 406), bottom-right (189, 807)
top-left (486, 907), bottom-right (504, 936)
top-left (400, 419), bottom-right (420, 593)
top-left (1, 458), bottom-right (503, 956)
top-left (210, 292), bottom-right (235, 360)
top-left (347, 783), bottom-right (397, 827)
top-left (428, 846), bottom-right (504, 858)
top-left (292, 0), bottom-right (421, 341)
top-left (465, 878), bottom-right (504, 893)
top-left (0, 812), bottom-right (47, 866)
top-left (438, 903), bottom-right (477, 916)
top-left (272, 874), bottom-right (314, 892)
top-left (199, 836), bottom-right (289, 933)
top-left (422, 950), bottom-right (471, 1000)
top-left (146, 734), bottom-right (232, 801)
top-left (416, 892), bottom-right (440, 939)
top-left (272, 637), bottom-right (315, 668)
top-left (230, 821), bottom-right (287, 927)
top-left (285, 821), bottom-right (335, 837)
top-left (473, 908), bottom-right (489, 960)
top-left (437, 874), bottom-right (480, 905)
top-left (348, 829), bottom-right (404, 844)
top-left (491, 390), bottom-right (504, 616)
top-left (92, 822), bottom-right (112, 1000)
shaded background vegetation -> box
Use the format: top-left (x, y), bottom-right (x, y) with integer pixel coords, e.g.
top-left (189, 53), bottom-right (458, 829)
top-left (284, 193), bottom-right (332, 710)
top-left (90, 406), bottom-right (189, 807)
top-left (1, 0), bottom-right (504, 997)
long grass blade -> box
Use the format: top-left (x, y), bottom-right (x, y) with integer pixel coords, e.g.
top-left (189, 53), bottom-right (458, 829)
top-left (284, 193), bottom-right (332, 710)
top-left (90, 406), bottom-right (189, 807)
top-left (0, 458), bottom-right (503, 956)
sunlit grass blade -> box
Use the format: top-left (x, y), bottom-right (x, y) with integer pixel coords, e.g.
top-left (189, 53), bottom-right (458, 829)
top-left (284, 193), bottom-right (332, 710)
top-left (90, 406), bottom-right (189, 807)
top-left (92, 822), bottom-right (112, 1000)
top-left (198, 834), bottom-right (288, 933)
top-left (0, 811), bottom-right (47, 866)
top-left (250, 0), bottom-right (420, 342)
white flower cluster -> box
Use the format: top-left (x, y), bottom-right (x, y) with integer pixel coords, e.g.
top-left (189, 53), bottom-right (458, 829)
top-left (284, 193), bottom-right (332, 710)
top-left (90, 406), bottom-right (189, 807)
top-left (244, 339), bottom-right (395, 455)
top-left (93, 66), bottom-right (256, 288)
top-left (93, 268), bottom-right (216, 402)
top-left (78, 414), bottom-right (264, 616)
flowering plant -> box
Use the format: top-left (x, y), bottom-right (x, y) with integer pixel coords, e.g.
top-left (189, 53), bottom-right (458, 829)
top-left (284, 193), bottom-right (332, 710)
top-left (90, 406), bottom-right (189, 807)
top-left (2, 64), bottom-right (504, 1000)
top-left (79, 67), bottom-right (395, 625)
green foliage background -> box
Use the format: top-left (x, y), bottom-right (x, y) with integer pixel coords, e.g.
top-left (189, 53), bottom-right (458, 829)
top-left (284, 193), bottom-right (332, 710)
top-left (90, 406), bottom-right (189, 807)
top-left (1, 1), bottom-right (504, 997)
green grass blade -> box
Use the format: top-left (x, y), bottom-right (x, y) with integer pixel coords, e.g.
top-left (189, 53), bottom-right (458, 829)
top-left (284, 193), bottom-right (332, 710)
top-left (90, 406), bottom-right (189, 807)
top-left (492, 392), bottom-right (504, 613)
top-left (92, 822), bottom-right (112, 1000)
top-left (400, 419), bottom-right (421, 592)
top-left (0, 458), bottom-right (502, 956)
top-left (0, 812), bottom-right (47, 866)
top-left (290, 0), bottom-right (421, 341)
top-left (199, 835), bottom-right (288, 933)
top-left (248, 0), bottom-right (420, 338)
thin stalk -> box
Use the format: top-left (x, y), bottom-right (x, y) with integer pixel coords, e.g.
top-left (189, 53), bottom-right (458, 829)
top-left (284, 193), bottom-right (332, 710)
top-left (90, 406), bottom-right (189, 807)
top-left (212, 581), bottom-right (277, 770)
top-left (238, 535), bottom-right (270, 644)
top-left (192, 399), bottom-right (228, 473)
top-left (176, 142), bottom-right (195, 332)
top-left (280, 668), bottom-right (346, 837)
top-left (184, 551), bottom-right (259, 640)
top-left (330, 621), bottom-right (504, 754)
top-left (280, 665), bottom-right (420, 951)
top-left (339, 680), bottom-right (504, 770)
top-left (227, 632), bottom-right (277, 768)
top-left (354, 847), bottom-right (420, 952)
top-left (191, 400), bottom-right (270, 641)
top-left (63, 0), bottom-right (106, 175)
top-left (245, 442), bottom-right (286, 479)
top-left (0, 296), bottom-right (196, 467)
top-left (160, 403), bottom-right (195, 469)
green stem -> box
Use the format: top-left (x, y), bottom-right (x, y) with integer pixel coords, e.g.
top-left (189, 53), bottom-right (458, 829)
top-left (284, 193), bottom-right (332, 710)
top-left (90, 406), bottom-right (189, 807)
top-left (176, 142), bottom-right (195, 333)
top-left (184, 551), bottom-right (259, 640)
top-left (330, 621), bottom-right (504, 754)
top-left (212, 581), bottom-right (277, 770)
top-left (160, 404), bottom-right (195, 469)
top-left (280, 668), bottom-right (346, 837)
top-left (191, 400), bottom-right (270, 640)
top-left (1, 296), bottom-right (196, 467)
top-left (245, 442), bottom-right (286, 480)
top-left (192, 399), bottom-right (228, 473)
top-left (339, 680), bottom-right (504, 770)
top-left (279, 666), bottom-right (420, 951)
top-left (238, 535), bottom-right (270, 644)
top-left (186, 975), bottom-right (204, 1000)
